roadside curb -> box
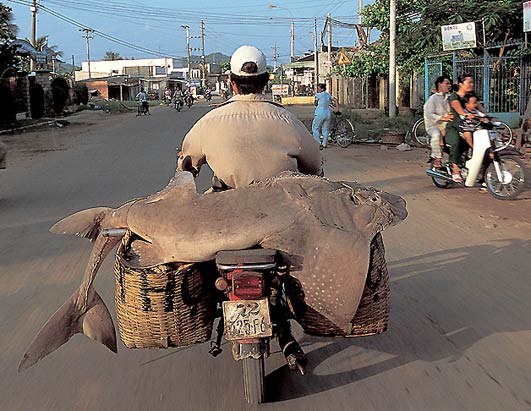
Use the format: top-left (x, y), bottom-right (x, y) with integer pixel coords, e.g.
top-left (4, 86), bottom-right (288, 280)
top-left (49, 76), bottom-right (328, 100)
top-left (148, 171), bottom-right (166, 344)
top-left (0, 120), bottom-right (64, 135)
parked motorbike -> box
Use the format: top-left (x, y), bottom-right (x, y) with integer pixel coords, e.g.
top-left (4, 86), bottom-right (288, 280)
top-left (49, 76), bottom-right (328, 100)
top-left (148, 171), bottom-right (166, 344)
top-left (210, 248), bottom-right (305, 404)
top-left (426, 121), bottom-right (527, 200)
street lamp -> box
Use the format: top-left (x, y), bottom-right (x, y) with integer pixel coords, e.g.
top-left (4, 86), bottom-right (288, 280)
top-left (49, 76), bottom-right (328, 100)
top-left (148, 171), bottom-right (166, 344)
top-left (268, 4), bottom-right (295, 61)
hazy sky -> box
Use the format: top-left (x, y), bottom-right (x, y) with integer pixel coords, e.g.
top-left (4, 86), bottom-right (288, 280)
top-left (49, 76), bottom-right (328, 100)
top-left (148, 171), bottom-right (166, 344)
top-left (7, 0), bottom-right (371, 66)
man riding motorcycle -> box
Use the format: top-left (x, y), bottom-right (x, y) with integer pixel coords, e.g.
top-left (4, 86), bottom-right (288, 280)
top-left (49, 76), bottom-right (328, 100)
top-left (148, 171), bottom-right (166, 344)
top-left (178, 45), bottom-right (321, 189)
top-left (135, 88), bottom-right (150, 116)
top-left (177, 45), bottom-right (322, 368)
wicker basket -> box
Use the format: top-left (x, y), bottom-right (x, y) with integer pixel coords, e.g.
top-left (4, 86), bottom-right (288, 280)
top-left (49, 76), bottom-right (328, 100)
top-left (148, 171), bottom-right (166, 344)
top-left (114, 234), bottom-right (217, 349)
top-left (285, 232), bottom-right (389, 337)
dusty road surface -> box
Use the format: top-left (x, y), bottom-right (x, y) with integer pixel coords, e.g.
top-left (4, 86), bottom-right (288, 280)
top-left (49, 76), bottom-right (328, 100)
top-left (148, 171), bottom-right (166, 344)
top-left (1, 102), bottom-right (530, 411)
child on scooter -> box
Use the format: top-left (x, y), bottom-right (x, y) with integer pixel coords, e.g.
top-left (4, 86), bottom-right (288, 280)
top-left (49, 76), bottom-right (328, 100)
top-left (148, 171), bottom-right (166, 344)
top-left (459, 93), bottom-right (487, 149)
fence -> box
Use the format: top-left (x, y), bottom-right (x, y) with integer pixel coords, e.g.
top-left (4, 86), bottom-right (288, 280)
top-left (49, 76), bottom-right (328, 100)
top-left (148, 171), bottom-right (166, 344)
top-left (425, 49), bottom-right (530, 126)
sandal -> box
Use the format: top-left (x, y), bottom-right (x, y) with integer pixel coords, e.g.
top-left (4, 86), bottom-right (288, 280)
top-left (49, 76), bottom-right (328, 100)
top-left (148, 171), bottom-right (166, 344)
top-left (452, 173), bottom-right (463, 183)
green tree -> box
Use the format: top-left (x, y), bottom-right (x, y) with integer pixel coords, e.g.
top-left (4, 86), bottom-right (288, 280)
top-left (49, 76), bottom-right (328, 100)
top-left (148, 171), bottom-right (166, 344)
top-left (0, 4), bottom-right (24, 76)
top-left (340, 0), bottom-right (524, 78)
top-left (103, 50), bottom-right (122, 61)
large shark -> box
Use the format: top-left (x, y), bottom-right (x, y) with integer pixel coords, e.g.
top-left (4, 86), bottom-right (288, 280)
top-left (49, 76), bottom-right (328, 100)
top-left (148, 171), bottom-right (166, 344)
top-left (19, 171), bottom-right (407, 371)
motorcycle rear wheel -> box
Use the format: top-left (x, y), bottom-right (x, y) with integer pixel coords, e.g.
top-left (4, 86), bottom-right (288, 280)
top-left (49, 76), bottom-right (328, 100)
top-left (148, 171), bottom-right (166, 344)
top-left (484, 156), bottom-right (526, 200)
top-left (242, 357), bottom-right (265, 404)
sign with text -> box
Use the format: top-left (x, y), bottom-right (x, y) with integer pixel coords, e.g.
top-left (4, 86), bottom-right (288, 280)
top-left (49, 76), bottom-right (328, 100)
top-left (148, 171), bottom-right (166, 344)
top-left (271, 84), bottom-right (289, 96)
top-left (524, 1), bottom-right (531, 32)
top-left (441, 22), bottom-right (477, 51)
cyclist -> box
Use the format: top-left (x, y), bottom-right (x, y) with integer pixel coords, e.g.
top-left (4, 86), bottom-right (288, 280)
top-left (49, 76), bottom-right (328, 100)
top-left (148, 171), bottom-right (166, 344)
top-left (423, 75), bottom-right (453, 169)
top-left (312, 83), bottom-right (339, 150)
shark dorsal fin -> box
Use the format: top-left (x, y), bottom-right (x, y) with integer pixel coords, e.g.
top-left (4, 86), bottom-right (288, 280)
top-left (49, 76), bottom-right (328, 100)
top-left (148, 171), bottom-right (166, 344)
top-left (145, 171), bottom-right (198, 204)
top-left (165, 170), bottom-right (197, 193)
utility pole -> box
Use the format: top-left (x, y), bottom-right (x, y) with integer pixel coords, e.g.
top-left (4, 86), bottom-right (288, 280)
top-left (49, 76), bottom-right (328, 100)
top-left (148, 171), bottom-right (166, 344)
top-left (314, 17), bottom-right (319, 91)
top-left (290, 21), bottom-right (295, 61)
top-left (389, 0), bottom-right (396, 118)
top-left (327, 14), bottom-right (332, 93)
top-left (200, 20), bottom-right (207, 88)
top-left (181, 25), bottom-right (191, 83)
top-left (80, 28), bottom-right (94, 79)
top-left (272, 45), bottom-right (278, 72)
top-left (71, 55), bottom-right (76, 86)
top-left (358, 0), bottom-right (363, 24)
top-left (30, 0), bottom-right (37, 70)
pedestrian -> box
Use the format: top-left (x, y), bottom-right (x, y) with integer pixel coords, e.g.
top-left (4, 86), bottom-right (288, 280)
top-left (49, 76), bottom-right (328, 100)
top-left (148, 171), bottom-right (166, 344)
top-left (312, 83), bottom-right (339, 149)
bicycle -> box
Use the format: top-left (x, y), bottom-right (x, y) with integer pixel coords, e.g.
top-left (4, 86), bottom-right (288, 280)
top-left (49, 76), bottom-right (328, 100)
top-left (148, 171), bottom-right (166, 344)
top-left (408, 117), bottom-right (513, 149)
top-left (327, 112), bottom-right (356, 148)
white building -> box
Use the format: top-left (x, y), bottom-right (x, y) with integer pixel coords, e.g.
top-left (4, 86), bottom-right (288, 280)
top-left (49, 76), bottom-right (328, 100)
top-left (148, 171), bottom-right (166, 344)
top-left (75, 57), bottom-right (188, 81)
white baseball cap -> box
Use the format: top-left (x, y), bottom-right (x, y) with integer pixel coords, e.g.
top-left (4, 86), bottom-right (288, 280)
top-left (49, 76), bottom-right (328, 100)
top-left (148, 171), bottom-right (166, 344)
top-left (230, 45), bottom-right (267, 77)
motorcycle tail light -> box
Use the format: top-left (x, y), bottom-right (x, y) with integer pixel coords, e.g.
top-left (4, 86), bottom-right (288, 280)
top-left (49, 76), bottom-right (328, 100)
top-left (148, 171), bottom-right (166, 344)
top-left (232, 272), bottom-right (265, 299)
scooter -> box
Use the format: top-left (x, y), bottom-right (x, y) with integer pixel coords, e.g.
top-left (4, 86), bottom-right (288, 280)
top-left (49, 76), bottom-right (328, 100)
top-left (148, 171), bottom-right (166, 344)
top-left (425, 122), bottom-right (527, 200)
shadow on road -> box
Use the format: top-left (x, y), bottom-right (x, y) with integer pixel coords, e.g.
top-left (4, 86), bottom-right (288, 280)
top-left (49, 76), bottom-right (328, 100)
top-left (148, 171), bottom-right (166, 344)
top-left (266, 239), bottom-right (531, 402)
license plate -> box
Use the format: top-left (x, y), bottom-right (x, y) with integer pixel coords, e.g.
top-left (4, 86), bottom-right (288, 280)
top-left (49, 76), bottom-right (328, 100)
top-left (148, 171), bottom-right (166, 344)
top-left (222, 299), bottom-right (273, 341)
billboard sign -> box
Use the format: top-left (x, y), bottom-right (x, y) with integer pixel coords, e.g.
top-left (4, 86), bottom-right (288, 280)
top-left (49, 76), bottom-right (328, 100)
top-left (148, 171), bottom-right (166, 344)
top-left (441, 22), bottom-right (477, 51)
top-left (524, 1), bottom-right (531, 32)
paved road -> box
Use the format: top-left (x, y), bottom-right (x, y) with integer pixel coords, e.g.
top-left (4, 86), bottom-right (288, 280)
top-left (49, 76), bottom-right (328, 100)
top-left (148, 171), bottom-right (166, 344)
top-left (1, 103), bottom-right (530, 411)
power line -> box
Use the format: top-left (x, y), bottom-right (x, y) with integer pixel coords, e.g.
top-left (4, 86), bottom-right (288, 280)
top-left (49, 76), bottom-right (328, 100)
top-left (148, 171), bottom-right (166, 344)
top-left (9, 0), bottom-right (181, 57)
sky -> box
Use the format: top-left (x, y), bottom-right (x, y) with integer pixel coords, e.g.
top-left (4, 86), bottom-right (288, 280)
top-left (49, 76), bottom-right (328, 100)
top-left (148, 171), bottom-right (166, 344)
top-left (6, 0), bottom-right (373, 66)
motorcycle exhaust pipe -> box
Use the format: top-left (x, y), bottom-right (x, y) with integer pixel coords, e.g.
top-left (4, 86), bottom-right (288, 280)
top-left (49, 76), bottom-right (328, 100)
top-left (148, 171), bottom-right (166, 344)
top-left (425, 169), bottom-right (454, 182)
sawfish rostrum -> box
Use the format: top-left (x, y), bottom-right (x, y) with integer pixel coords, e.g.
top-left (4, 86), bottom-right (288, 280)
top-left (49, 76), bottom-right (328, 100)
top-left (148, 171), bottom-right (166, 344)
top-left (19, 171), bottom-right (407, 370)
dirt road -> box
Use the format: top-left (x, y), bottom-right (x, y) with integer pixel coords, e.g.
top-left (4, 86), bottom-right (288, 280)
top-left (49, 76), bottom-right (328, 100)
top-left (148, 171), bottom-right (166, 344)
top-left (1, 103), bottom-right (530, 411)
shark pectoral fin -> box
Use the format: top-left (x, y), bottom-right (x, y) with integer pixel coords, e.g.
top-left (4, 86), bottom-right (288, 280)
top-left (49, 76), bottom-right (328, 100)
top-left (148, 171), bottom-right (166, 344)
top-left (50, 207), bottom-right (113, 240)
top-left (127, 240), bottom-right (166, 268)
top-left (81, 289), bottom-right (117, 354)
top-left (18, 287), bottom-right (116, 372)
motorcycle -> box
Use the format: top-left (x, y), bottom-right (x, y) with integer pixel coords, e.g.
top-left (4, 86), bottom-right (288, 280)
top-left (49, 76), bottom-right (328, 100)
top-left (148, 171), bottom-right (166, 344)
top-left (185, 93), bottom-right (194, 108)
top-left (210, 248), bottom-right (305, 404)
top-left (425, 121), bottom-right (527, 200)
top-left (204, 90), bottom-right (212, 102)
top-left (136, 100), bottom-right (150, 116)
top-left (174, 95), bottom-right (184, 112)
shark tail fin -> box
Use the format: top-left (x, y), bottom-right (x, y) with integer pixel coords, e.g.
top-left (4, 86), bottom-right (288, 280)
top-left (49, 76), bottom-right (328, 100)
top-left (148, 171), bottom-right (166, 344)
top-left (50, 207), bottom-right (113, 240)
top-left (18, 287), bottom-right (117, 372)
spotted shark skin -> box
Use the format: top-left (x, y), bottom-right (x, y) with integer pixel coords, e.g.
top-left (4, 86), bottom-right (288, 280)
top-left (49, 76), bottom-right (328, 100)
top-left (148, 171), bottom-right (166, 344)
top-left (19, 171), bottom-right (406, 370)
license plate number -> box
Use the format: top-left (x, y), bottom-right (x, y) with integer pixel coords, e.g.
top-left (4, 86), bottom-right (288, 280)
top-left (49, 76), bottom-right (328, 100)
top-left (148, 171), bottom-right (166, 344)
top-left (222, 299), bottom-right (272, 341)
